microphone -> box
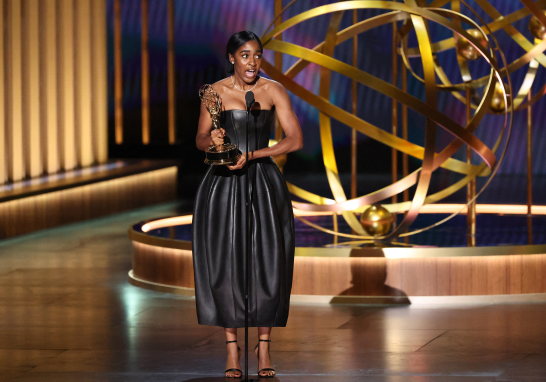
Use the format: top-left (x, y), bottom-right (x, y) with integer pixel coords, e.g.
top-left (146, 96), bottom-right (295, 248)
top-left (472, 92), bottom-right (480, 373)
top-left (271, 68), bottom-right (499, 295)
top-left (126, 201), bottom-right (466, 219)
top-left (245, 91), bottom-right (255, 110)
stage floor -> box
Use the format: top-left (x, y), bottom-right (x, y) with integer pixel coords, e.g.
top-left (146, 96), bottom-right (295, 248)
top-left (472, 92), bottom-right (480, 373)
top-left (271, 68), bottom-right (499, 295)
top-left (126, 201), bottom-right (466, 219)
top-left (1, 202), bottom-right (546, 381)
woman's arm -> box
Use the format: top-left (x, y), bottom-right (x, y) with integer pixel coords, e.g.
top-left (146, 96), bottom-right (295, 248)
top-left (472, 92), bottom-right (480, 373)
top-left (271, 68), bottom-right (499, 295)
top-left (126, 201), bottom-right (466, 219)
top-left (250, 82), bottom-right (303, 160)
top-left (196, 102), bottom-right (225, 151)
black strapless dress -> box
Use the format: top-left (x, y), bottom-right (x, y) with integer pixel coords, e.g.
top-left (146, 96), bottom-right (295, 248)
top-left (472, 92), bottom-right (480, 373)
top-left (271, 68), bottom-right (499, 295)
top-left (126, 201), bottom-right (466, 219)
top-left (192, 109), bottom-right (295, 328)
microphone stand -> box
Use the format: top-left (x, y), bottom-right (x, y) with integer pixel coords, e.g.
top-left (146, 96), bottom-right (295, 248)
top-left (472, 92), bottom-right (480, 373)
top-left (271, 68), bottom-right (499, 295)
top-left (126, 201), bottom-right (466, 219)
top-left (244, 91), bottom-right (257, 381)
top-left (184, 93), bottom-right (258, 382)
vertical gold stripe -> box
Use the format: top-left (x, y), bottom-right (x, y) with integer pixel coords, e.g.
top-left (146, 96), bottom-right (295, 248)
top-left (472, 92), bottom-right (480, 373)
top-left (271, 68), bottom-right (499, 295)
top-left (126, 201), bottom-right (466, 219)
top-left (0, 0), bottom-right (6, 183)
top-left (58, 0), bottom-right (76, 170)
top-left (274, 0), bottom-right (283, 144)
top-left (465, 87), bottom-right (476, 247)
top-left (402, 62), bottom-right (408, 203)
top-left (351, 9), bottom-right (358, 201)
top-left (114, 0), bottom-right (123, 144)
top-left (92, 0), bottom-right (108, 162)
top-left (6, 0), bottom-right (25, 181)
top-left (167, 0), bottom-right (176, 144)
top-left (527, 91), bottom-right (533, 244)
top-left (141, 0), bottom-right (150, 144)
top-left (75, 0), bottom-right (93, 166)
top-left (41, 0), bottom-right (60, 174)
top-left (23, 0), bottom-right (42, 178)
top-left (402, 45), bottom-right (408, 244)
top-left (391, 21), bottom-right (398, 205)
top-left (332, 212), bottom-right (338, 245)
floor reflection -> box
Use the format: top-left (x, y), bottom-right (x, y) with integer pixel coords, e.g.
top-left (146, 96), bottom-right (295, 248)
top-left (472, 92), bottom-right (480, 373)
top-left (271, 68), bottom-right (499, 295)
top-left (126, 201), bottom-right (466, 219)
top-left (0, 202), bottom-right (546, 381)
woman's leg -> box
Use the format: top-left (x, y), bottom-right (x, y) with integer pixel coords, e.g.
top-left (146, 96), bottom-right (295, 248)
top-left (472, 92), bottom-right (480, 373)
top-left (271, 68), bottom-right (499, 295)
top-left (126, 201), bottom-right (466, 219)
top-left (224, 328), bottom-right (242, 378)
top-left (256, 327), bottom-right (275, 377)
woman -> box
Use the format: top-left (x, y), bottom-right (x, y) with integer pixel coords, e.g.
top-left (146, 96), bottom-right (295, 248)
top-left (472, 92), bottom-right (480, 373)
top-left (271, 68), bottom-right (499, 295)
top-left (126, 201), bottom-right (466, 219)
top-left (192, 30), bottom-right (303, 378)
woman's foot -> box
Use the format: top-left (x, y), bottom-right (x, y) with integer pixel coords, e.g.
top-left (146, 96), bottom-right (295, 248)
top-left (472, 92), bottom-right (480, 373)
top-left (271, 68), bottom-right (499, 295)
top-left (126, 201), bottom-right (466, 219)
top-left (225, 340), bottom-right (242, 378)
top-left (254, 339), bottom-right (275, 377)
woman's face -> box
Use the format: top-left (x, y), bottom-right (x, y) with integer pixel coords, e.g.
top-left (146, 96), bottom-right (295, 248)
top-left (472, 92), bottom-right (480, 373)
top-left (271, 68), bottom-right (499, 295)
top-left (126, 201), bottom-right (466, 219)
top-left (229, 40), bottom-right (262, 83)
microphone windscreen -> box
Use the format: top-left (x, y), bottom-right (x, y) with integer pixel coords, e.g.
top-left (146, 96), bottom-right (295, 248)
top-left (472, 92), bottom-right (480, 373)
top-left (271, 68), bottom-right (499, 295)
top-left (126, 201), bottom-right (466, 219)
top-left (245, 91), bottom-right (255, 109)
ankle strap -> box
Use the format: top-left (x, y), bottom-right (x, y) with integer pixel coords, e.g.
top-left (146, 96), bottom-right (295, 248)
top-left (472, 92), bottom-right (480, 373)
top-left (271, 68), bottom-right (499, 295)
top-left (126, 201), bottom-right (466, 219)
top-left (259, 339), bottom-right (271, 342)
top-left (226, 340), bottom-right (238, 344)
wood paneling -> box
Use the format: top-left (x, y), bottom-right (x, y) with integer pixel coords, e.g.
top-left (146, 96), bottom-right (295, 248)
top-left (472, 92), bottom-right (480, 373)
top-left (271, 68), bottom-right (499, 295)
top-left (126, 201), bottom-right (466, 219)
top-left (131, 241), bottom-right (546, 298)
top-left (133, 243), bottom-right (194, 288)
top-left (0, 166), bottom-right (177, 239)
top-left (113, 0), bottom-right (123, 144)
top-left (291, 255), bottom-right (546, 297)
top-left (75, 0), bottom-right (93, 167)
top-left (92, 0), bottom-right (108, 162)
top-left (40, 0), bottom-right (60, 174)
top-left (23, 0), bottom-right (42, 178)
top-left (0, 0), bottom-right (5, 183)
top-left (6, 0), bottom-right (25, 181)
top-left (58, 0), bottom-right (76, 170)
top-left (141, 0), bottom-right (150, 145)
top-left (2, 0), bottom-right (108, 184)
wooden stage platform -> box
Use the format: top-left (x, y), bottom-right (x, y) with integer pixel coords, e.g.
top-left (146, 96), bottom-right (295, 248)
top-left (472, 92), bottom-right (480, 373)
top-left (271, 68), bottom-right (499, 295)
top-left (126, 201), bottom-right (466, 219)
top-left (0, 160), bottom-right (178, 239)
top-left (128, 214), bottom-right (546, 304)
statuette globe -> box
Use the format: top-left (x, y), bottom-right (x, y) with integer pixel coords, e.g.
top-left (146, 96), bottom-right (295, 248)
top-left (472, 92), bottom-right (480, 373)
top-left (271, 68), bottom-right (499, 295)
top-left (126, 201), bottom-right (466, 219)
top-left (360, 205), bottom-right (393, 236)
top-left (456, 29), bottom-right (487, 61)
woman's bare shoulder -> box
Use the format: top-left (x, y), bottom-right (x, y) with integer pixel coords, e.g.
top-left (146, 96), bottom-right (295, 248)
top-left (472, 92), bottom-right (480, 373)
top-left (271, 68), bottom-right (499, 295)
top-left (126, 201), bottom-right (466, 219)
top-left (259, 77), bottom-right (287, 100)
top-left (259, 76), bottom-right (284, 92)
top-left (259, 77), bottom-right (289, 106)
top-left (210, 77), bottom-right (232, 94)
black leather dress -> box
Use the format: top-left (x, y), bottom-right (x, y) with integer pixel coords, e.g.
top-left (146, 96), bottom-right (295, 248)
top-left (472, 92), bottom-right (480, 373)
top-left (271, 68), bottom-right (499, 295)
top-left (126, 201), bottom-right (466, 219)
top-left (192, 108), bottom-right (295, 328)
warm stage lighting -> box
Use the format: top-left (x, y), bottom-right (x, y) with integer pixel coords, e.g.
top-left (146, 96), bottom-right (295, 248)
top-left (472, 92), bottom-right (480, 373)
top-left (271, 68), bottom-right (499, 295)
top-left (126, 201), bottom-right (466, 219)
top-left (140, 204), bottom-right (546, 233)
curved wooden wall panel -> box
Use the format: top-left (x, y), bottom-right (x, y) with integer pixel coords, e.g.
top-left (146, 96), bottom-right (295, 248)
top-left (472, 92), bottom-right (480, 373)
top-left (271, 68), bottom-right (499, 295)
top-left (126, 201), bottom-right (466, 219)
top-left (133, 242), bottom-right (194, 288)
top-left (0, 0), bottom-right (5, 184)
top-left (0, 167), bottom-right (176, 239)
top-left (131, 243), bottom-right (546, 298)
top-left (291, 255), bottom-right (546, 296)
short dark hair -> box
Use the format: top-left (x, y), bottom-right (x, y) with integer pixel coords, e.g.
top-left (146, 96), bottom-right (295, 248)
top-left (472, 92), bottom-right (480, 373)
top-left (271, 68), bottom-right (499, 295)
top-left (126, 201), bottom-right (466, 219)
top-left (225, 31), bottom-right (263, 74)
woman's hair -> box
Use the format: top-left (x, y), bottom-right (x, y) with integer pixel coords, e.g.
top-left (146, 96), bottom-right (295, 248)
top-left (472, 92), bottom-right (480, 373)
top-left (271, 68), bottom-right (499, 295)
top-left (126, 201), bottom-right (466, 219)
top-left (225, 30), bottom-right (263, 74)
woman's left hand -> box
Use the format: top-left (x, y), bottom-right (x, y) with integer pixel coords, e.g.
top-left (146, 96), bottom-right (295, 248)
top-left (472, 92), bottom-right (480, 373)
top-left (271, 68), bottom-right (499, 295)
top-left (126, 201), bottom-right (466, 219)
top-left (227, 152), bottom-right (248, 170)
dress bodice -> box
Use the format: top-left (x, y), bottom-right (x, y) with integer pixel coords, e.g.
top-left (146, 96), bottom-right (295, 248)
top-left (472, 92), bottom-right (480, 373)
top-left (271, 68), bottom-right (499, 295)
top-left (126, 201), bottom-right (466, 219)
top-left (220, 108), bottom-right (274, 153)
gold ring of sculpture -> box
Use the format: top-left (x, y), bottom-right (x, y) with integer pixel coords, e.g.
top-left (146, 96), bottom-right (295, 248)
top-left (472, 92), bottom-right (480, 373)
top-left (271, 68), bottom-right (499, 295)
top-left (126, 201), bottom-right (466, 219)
top-left (399, 0), bottom-right (546, 112)
top-left (260, 1), bottom-right (514, 240)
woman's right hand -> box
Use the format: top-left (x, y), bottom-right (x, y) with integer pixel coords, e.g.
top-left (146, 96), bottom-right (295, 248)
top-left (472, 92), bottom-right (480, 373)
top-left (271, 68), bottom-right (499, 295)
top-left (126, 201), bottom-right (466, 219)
top-left (211, 128), bottom-right (226, 146)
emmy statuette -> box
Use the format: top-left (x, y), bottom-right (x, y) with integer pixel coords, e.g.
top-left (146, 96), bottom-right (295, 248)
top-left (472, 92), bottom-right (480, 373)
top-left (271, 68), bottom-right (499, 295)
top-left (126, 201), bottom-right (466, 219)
top-left (199, 84), bottom-right (241, 165)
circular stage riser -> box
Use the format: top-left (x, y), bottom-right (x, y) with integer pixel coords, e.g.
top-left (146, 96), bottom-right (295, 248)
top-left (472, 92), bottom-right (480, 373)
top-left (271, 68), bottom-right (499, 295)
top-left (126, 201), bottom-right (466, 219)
top-left (132, 242), bottom-right (546, 298)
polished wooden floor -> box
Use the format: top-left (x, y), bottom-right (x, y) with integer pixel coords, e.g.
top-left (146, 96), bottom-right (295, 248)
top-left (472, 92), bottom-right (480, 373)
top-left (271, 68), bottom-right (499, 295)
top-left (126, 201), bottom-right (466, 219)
top-left (1, 202), bottom-right (546, 381)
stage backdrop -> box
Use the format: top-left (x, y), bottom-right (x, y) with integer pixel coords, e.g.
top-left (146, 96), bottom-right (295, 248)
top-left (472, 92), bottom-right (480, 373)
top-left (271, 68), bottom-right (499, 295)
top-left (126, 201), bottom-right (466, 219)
top-left (1, 0), bottom-right (108, 184)
top-left (106, 0), bottom-right (546, 178)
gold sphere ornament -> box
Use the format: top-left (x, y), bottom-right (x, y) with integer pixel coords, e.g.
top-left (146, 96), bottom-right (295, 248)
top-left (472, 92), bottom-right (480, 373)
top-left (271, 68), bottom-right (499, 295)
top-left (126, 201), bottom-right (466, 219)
top-left (529, 11), bottom-right (546, 40)
top-left (455, 29), bottom-right (488, 61)
top-left (490, 81), bottom-right (511, 114)
top-left (360, 205), bottom-right (393, 236)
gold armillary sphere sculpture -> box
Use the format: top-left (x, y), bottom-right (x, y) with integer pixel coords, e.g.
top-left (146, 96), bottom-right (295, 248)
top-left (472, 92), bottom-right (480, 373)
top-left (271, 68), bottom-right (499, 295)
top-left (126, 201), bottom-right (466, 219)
top-left (258, 0), bottom-right (541, 241)
top-left (401, 0), bottom-right (546, 115)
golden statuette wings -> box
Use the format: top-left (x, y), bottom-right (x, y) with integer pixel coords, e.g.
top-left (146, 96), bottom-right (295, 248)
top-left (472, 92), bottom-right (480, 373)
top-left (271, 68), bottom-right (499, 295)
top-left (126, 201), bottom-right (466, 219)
top-left (198, 84), bottom-right (240, 165)
top-left (199, 84), bottom-right (222, 131)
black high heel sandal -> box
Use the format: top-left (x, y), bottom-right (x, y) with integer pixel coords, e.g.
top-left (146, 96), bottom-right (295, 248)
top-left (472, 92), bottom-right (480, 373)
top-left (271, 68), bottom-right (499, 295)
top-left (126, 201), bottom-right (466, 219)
top-left (254, 339), bottom-right (275, 378)
top-left (225, 340), bottom-right (242, 378)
